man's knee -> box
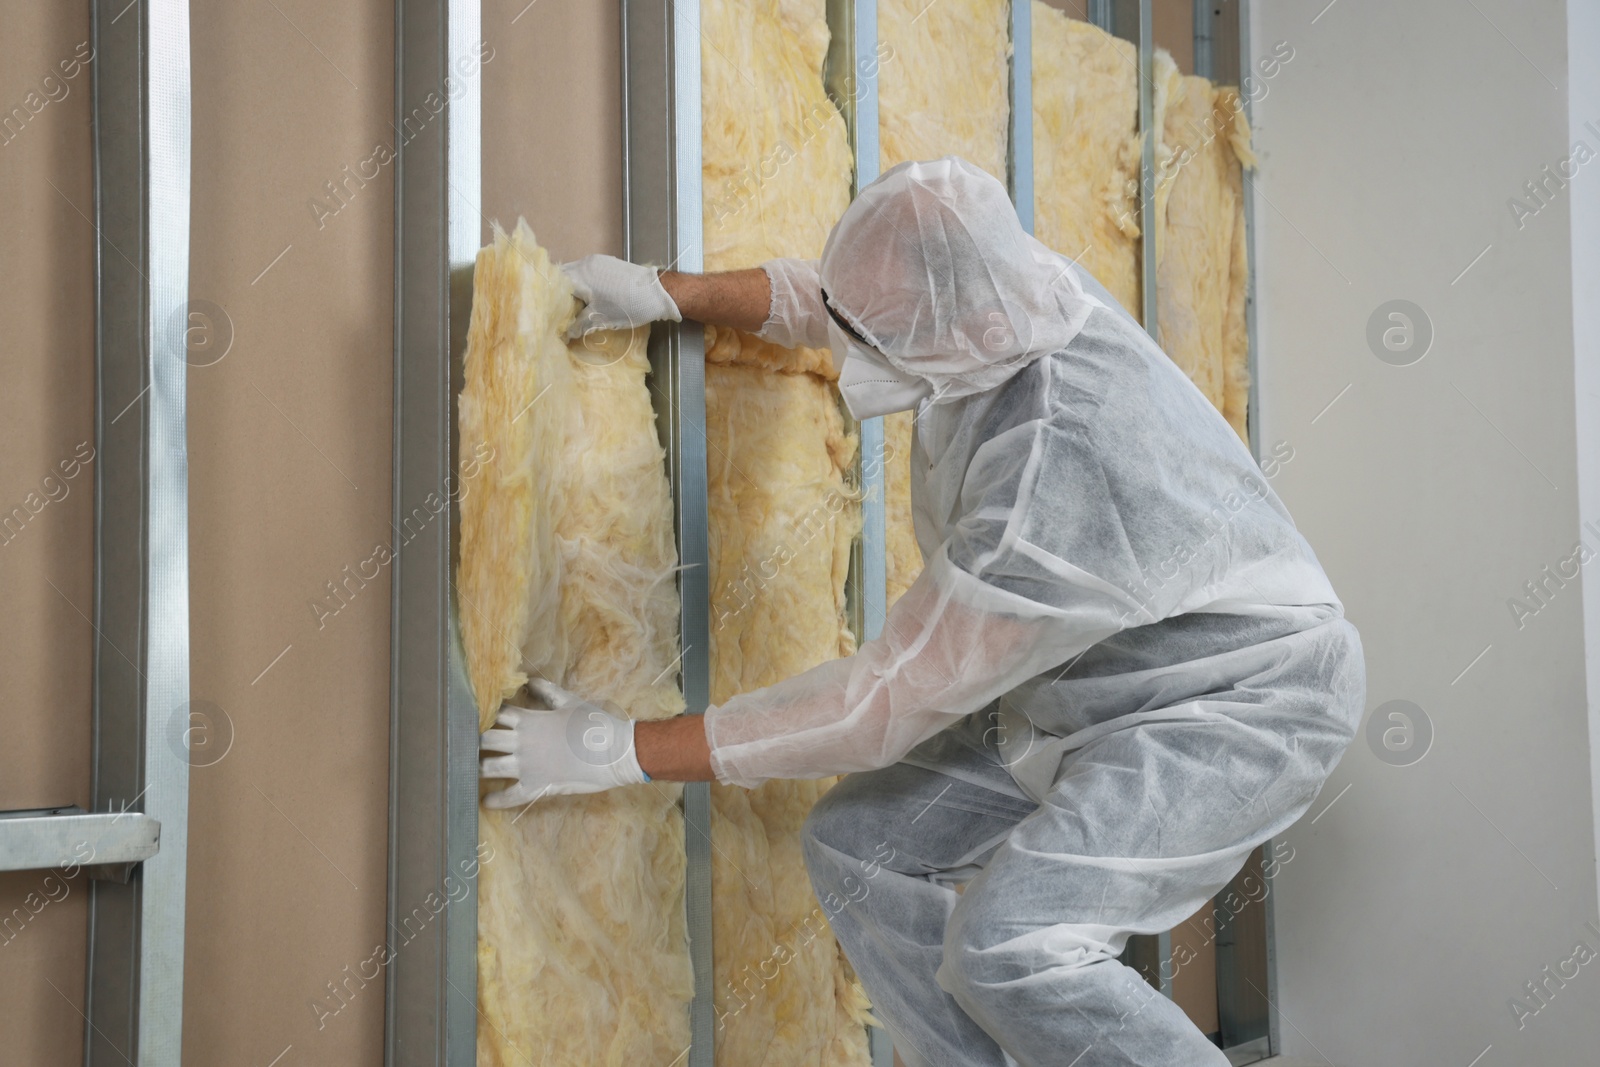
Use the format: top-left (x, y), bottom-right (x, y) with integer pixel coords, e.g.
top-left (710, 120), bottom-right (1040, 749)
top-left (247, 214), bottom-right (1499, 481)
top-left (801, 780), bottom-right (864, 868)
top-left (939, 890), bottom-right (1122, 1015)
top-left (937, 891), bottom-right (1011, 1012)
top-left (806, 766), bottom-right (906, 858)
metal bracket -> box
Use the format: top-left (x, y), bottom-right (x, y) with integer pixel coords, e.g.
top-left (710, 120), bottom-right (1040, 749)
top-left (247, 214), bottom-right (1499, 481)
top-left (0, 807), bottom-right (160, 876)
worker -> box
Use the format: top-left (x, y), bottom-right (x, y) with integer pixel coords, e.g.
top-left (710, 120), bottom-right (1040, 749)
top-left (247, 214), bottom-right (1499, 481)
top-left (480, 157), bottom-right (1365, 1067)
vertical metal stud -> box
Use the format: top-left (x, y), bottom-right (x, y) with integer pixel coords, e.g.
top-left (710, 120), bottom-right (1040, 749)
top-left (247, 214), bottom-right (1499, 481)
top-left (1236, 2), bottom-right (1275, 1052)
top-left (1193, 0), bottom-right (1215, 80)
top-left (623, 2), bottom-right (714, 1063)
top-left (824, 2), bottom-right (889, 1061)
top-left (826, 0), bottom-right (887, 658)
top-left (1009, 0), bottom-right (1035, 236)
top-left (388, 0), bottom-right (482, 1061)
top-left (1238, 0), bottom-right (1261, 465)
top-left (86, 0), bottom-right (193, 1060)
top-left (1137, 0), bottom-right (1158, 338)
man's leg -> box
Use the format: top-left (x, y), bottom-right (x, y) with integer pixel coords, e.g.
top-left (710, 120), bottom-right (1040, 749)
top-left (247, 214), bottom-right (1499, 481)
top-left (803, 716), bottom-right (1037, 1067)
top-left (936, 623), bottom-right (1363, 1066)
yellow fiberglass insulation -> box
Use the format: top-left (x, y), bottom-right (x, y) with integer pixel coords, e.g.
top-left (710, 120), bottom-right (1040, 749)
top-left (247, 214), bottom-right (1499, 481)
top-left (702, 0), bottom-right (852, 379)
top-left (878, 0), bottom-right (1010, 182)
top-left (702, 1), bottom-right (873, 1064)
top-left (883, 410), bottom-right (921, 608)
top-left (1156, 73), bottom-right (1257, 440)
top-left (1031, 5), bottom-right (1143, 318)
top-left (707, 364), bottom-right (870, 1066)
top-left (875, 0), bottom-right (1009, 606)
top-left (459, 221), bottom-right (693, 1066)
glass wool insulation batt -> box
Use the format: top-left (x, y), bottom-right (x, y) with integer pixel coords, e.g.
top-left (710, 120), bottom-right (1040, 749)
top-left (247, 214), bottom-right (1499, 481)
top-left (1156, 73), bottom-right (1257, 441)
top-left (1030, 7), bottom-right (1256, 438)
top-left (458, 220), bottom-right (693, 1066)
top-left (877, 0), bottom-right (1010, 606)
top-left (1031, 5), bottom-right (1143, 319)
top-left (701, 0), bottom-right (873, 1064)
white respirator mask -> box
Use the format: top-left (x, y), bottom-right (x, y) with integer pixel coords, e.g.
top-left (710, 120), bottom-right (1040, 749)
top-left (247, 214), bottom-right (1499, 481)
top-left (825, 291), bottom-right (932, 421)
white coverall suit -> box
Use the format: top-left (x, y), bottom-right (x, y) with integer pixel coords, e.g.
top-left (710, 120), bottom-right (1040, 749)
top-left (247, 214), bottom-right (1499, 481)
top-left (701, 158), bottom-right (1367, 1066)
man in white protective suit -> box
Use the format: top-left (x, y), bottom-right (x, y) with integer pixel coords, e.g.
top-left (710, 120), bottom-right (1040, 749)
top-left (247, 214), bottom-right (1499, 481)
top-left (480, 156), bottom-right (1366, 1067)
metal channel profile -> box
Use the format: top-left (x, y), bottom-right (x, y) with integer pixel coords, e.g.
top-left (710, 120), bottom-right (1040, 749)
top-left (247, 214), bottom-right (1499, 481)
top-left (1239, 0), bottom-right (1262, 464)
top-left (1008, 0), bottom-right (1034, 236)
top-left (388, 0), bottom-right (482, 1060)
top-left (1237, 3), bottom-right (1278, 1052)
top-left (825, 0), bottom-right (887, 658)
top-left (1193, 0), bottom-right (1215, 81)
top-left (822, 6), bottom-right (893, 1060)
top-left (622, 2), bottom-right (715, 1063)
top-left (85, 0), bottom-right (192, 1061)
top-left (1137, 0), bottom-right (1158, 340)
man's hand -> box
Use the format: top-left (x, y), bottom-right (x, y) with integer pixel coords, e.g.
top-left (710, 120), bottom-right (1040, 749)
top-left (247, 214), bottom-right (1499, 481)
top-left (478, 679), bottom-right (648, 809)
top-left (561, 255), bottom-right (681, 339)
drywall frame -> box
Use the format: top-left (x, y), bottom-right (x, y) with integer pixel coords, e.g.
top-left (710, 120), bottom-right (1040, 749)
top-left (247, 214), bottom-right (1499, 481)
top-left (383, 0), bottom-right (1271, 1061)
top-left (387, 0), bottom-right (482, 1062)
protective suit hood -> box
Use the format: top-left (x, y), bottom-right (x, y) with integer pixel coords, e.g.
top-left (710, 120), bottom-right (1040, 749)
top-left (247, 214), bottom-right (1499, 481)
top-left (819, 157), bottom-right (1096, 406)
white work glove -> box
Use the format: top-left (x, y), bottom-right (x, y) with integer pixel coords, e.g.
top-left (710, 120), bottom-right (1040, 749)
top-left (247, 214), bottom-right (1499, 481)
top-left (561, 254), bottom-right (681, 340)
top-left (479, 679), bottom-right (649, 809)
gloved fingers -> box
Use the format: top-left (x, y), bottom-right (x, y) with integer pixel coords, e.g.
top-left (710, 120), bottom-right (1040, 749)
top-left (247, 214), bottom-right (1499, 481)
top-left (479, 753), bottom-right (521, 780)
top-left (564, 311), bottom-right (612, 342)
top-left (526, 677), bottom-right (572, 709)
top-left (493, 706), bottom-right (524, 729)
top-left (558, 258), bottom-right (598, 300)
top-left (482, 782), bottom-right (538, 810)
top-left (479, 729), bottom-right (518, 756)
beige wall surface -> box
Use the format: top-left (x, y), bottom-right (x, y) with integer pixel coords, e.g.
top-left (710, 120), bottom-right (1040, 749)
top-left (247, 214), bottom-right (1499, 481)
top-left (1, 0), bottom-right (622, 1062)
top-left (184, 0), bottom-right (395, 1062)
top-left (481, 0), bottom-right (624, 260)
top-left (0, 3), bottom-right (96, 1064)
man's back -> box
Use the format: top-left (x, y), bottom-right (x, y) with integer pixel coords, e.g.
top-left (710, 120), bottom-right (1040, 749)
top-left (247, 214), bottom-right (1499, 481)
top-left (909, 264), bottom-right (1354, 756)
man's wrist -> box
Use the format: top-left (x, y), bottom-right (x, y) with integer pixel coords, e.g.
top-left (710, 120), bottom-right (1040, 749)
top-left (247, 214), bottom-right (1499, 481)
top-left (634, 714), bottom-right (716, 782)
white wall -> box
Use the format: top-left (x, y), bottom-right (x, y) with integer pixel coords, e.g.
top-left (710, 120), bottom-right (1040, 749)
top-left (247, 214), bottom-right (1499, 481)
top-left (1569, 0), bottom-right (1600, 953)
top-left (1251, 1), bottom-right (1600, 1063)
